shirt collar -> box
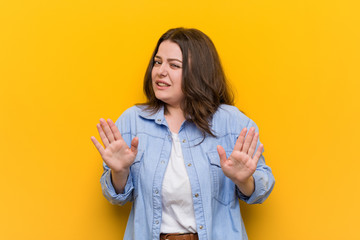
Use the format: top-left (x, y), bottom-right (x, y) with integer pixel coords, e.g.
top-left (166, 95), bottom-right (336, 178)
top-left (138, 105), bottom-right (166, 125)
top-left (137, 105), bottom-right (205, 141)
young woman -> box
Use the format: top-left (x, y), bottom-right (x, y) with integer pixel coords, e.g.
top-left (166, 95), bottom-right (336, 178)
top-left (91, 27), bottom-right (275, 240)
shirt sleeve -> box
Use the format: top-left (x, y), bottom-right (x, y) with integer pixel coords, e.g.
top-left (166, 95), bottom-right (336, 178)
top-left (100, 162), bottom-right (134, 206)
top-left (236, 118), bottom-right (275, 204)
top-left (99, 108), bottom-right (136, 206)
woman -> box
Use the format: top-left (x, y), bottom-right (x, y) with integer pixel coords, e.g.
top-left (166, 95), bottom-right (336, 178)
top-left (91, 27), bottom-right (275, 240)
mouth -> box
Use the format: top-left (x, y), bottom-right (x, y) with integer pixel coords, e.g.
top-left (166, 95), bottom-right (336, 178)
top-left (155, 80), bottom-right (170, 87)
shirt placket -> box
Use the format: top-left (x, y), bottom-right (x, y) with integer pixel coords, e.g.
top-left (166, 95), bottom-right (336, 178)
top-left (178, 129), bottom-right (208, 240)
top-left (152, 119), bottom-right (172, 240)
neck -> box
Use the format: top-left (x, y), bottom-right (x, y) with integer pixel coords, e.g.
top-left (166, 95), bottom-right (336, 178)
top-left (165, 104), bottom-right (184, 117)
top-left (164, 104), bottom-right (185, 133)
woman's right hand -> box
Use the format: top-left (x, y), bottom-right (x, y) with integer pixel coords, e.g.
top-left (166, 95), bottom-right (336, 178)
top-left (91, 118), bottom-right (138, 174)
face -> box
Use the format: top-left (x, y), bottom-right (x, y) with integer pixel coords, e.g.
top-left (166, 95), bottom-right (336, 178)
top-left (151, 40), bottom-right (184, 108)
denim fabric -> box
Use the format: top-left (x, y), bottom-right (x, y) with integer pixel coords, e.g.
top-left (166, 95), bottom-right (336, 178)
top-left (100, 104), bottom-right (275, 240)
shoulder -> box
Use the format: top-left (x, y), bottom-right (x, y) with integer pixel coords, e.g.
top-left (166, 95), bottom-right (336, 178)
top-left (112, 106), bottom-right (148, 145)
top-left (211, 104), bottom-right (261, 135)
top-left (117, 105), bottom-right (149, 120)
top-left (114, 105), bottom-right (144, 129)
top-left (213, 104), bottom-right (250, 125)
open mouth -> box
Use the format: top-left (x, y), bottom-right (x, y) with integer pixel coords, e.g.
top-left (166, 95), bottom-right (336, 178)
top-left (156, 81), bottom-right (170, 87)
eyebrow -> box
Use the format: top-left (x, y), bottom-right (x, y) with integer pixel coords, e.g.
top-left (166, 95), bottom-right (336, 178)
top-left (154, 55), bottom-right (182, 63)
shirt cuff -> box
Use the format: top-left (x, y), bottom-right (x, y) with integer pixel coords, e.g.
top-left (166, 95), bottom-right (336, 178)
top-left (237, 170), bottom-right (266, 204)
top-left (102, 169), bottom-right (134, 205)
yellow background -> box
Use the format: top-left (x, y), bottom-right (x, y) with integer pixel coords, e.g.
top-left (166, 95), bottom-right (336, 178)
top-left (1, 0), bottom-right (359, 239)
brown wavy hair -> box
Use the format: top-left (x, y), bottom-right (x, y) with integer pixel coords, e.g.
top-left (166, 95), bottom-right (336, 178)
top-left (141, 27), bottom-right (234, 138)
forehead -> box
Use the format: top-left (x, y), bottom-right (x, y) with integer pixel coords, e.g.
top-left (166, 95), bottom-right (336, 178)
top-left (156, 40), bottom-right (182, 59)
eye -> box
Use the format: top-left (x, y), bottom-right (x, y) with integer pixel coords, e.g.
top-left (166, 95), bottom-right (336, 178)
top-left (170, 63), bottom-right (181, 68)
top-left (154, 60), bottom-right (161, 65)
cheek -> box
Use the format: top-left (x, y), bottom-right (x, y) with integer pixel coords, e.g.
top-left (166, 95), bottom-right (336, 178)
top-left (151, 69), bottom-right (155, 82)
top-left (171, 69), bottom-right (181, 80)
top-left (176, 73), bottom-right (183, 85)
top-left (176, 76), bottom-right (184, 96)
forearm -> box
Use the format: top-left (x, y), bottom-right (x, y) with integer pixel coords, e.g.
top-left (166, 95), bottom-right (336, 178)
top-left (111, 169), bottom-right (130, 194)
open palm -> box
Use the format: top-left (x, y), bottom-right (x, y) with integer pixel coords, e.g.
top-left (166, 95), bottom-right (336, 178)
top-left (91, 118), bottom-right (138, 173)
top-left (217, 127), bottom-right (263, 184)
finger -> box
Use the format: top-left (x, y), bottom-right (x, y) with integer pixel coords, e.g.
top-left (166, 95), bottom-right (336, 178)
top-left (107, 119), bottom-right (123, 141)
top-left (252, 144), bottom-right (264, 165)
top-left (217, 145), bottom-right (227, 166)
top-left (130, 137), bottom-right (139, 154)
top-left (242, 127), bottom-right (255, 153)
top-left (248, 132), bottom-right (259, 158)
top-left (90, 136), bottom-right (105, 156)
top-left (100, 118), bottom-right (115, 143)
top-left (97, 123), bottom-right (110, 148)
top-left (233, 128), bottom-right (247, 151)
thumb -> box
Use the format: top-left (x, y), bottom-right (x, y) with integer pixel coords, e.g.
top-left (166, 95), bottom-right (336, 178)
top-left (217, 145), bottom-right (227, 166)
top-left (130, 137), bottom-right (139, 154)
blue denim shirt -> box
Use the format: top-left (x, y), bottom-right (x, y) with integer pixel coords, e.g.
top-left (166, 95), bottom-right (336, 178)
top-left (100, 104), bottom-right (275, 240)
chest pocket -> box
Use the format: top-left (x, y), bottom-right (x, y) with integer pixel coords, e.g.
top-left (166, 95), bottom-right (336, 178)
top-left (130, 149), bottom-right (144, 199)
top-left (207, 150), bottom-right (236, 205)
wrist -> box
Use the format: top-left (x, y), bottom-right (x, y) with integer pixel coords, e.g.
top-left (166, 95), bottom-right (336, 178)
top-left (111, 168), bottom-right (130, 180)
top-left (233, 175), bottom-right (253, 187)
top-left (110, 168), bottom-right (130, 194)
top-left (234, 175), bottom-right (255, 197)
top-left (111, 166), bottom-right (130, 175)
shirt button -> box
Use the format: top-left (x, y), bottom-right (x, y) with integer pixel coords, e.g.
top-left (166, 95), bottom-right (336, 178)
top-left (155, 190), bottom-right (159, 194)
top-left (156, 119), bottom-right (161, 122)
top-left (182, 139), bottom-right (186, 143)
top-left (194, 193), bottom-right (199, 198)
top-left (199, 225), bottom-right (203, 229)
top-left (161, 160), bottom-right (165, 164)
top-left (187, 163), bottom-right (192, 167)
top-left (155, 220), bottom-right (159, 224)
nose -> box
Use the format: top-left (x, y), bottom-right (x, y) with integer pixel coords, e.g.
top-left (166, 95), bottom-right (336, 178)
top-left (157, 63), bottom-right (168, 77)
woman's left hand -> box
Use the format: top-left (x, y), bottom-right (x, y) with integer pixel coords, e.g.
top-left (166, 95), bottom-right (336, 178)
top-left (217, 127), bottom-right (263, 194)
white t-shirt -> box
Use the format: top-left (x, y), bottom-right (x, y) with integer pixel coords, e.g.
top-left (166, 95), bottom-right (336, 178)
top-left (160, 132), bottom-right (197, 233)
